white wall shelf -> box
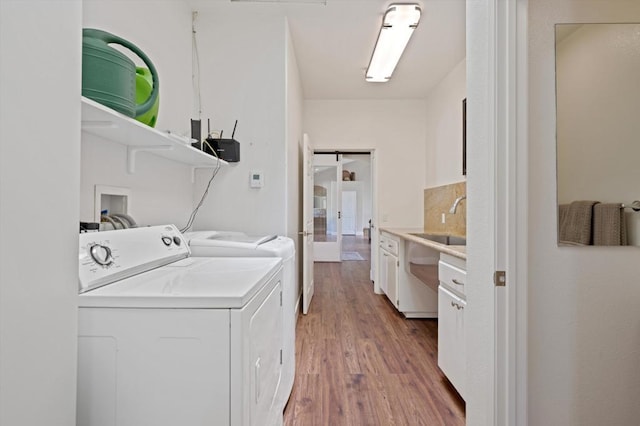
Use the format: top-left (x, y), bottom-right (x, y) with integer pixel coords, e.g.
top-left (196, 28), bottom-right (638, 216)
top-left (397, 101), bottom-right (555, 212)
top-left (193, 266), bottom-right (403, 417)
top-left (81, 96), bottom-right (227, 175)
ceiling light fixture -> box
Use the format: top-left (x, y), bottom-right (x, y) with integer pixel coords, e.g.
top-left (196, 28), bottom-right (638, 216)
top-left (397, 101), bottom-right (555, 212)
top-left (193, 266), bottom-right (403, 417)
top-left (366, 3), bottom-right (421, 83)
top-left (230, 0), bottom-right (326, 4)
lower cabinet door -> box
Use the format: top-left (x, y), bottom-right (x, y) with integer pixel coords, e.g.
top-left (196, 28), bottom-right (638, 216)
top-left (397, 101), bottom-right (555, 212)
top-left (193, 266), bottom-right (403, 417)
top-left (386, 252), bottom-right (399, 308)
top-left (379, 248), bottom-right (388, 295)
top-left (437, 285), bottom-right (466, 399)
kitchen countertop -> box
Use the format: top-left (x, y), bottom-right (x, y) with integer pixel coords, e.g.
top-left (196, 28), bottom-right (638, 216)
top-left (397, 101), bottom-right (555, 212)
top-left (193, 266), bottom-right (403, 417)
top-left (379, 228), bottom-right (467, 260)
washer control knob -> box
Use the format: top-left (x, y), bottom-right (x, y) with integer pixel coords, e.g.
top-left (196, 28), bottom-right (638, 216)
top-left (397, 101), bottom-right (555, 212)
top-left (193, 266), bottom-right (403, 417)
top-left (173, 236), bottom-right (182, 246)
top-left (89, 244), bottom-right (113, 266)
top-left (161, 236), bottom-right (173, 246)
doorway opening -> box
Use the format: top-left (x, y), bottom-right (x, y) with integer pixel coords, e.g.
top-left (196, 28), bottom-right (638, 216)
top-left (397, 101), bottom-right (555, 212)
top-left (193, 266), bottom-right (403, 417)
top-left (340, 153), bottom-right (372, 262)
top-left (312, 151), bottom-right (372, 264)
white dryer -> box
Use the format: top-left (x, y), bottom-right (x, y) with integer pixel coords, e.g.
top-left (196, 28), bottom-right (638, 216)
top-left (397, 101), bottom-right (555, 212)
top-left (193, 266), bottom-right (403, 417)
top-left (183, 231), bottom-right (296, 410)
top-left (77, 225), bottom-right (284, 426)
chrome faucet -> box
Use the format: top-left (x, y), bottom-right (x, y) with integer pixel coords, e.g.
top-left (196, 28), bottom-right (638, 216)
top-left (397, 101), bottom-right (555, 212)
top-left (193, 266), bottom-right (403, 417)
top-left (449, 195), bottom-right (467, 214)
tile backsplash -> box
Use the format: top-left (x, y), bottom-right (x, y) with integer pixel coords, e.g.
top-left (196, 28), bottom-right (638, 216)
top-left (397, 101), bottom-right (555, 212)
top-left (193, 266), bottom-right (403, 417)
top-left (424, 181), bottom-right (466, 237)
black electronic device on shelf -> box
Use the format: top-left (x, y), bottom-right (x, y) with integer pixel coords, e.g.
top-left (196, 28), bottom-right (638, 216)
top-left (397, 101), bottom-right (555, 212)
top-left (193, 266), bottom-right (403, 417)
top-left (191, 119), bottom-right (240, 162)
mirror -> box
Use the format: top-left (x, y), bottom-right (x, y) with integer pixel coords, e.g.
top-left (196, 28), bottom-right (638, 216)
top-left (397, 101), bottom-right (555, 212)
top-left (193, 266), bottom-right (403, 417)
top-left (556, 23), bottom-right (640, 246)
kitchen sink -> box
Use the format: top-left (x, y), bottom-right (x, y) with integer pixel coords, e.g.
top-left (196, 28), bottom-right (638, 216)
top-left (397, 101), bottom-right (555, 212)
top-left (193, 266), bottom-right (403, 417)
top-left (409, 233), bottom-right (467, 246)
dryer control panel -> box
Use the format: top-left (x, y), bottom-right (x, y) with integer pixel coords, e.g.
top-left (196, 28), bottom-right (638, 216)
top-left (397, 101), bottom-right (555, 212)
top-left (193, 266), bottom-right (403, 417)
top-left (78, 225), bottom-right (190, 293)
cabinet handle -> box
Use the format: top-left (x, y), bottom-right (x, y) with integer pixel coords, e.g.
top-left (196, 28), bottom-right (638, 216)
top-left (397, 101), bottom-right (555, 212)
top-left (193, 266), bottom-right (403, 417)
top-left (451, 278), bottom-right (464, 286)
top-left (450, 300), bottom-right (463, 310)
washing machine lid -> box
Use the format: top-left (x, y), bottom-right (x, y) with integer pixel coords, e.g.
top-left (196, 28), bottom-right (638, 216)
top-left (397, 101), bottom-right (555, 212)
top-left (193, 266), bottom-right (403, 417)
top-left (78, 257), bottom-right (282, 309)
top-left (184, 231), bottom-right (295, 259)
top-left (184, 231), bottom-right (277, 249)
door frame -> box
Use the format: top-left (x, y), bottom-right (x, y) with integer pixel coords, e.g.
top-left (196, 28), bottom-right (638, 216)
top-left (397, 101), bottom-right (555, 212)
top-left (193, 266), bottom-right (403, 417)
top-left (497, 1), bottom-right (529, 424)
top-left (312, 149), bottom-right (377, 285)
top-left (301, 133), bottom-right (315, 315)
top-left (512, 1), bottom-right (529, 424)
top-left (467, 0), bottom-right (528, 425)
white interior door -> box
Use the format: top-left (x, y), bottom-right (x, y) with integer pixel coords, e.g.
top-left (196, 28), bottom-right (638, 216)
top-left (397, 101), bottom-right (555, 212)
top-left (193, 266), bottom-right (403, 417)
top-left (301, 134), bottom-right (314, 315)
top-left (313, 154), bottom-right (342, 262)
top-left (341, 191), bottom-right (357, 235)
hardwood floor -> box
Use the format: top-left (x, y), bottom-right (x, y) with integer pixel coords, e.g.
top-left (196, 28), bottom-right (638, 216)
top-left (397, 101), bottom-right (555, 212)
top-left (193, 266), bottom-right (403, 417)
top-left (284, 237), bottom-right (465, 425)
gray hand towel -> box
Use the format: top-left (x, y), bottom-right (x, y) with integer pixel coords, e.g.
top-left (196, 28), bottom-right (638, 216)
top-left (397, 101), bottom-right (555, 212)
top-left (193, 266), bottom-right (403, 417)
top-left (593, 203), bottom-right (627, 246)
top-left (558, 200), bottom-right (599, 245)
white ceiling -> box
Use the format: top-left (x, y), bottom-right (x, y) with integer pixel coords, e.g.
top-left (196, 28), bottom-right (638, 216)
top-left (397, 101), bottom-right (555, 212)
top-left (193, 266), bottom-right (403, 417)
top-left (191, 0), bottom-right (466, 100)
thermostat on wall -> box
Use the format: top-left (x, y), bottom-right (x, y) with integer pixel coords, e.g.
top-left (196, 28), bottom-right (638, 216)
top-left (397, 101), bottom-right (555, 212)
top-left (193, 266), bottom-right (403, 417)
top-left (250, 170), bottom-right (264, 188)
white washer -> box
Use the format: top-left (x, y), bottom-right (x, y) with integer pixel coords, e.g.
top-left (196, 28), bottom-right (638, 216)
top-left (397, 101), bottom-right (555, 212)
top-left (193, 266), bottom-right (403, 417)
top-left (77, 225), bottom-right (284, 426)
top-left (183, 231), bottom-right (296, 411)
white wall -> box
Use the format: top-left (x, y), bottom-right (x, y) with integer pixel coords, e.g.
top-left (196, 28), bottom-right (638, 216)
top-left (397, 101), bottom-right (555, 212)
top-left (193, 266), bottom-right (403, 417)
top-left (0, 1), bottom-right (81, 424)
top-left (424, 59), bottom-right (467, 188)
top-left (304, 100), bottom-right (427, 228)
top-left (190, 5), bottom-right (288, 235)
top-left (556, 23), bottom-right (640, 244)
top-left (81, 1), bottom-right (195, 227)
top-left (79, 139), bottom-right (197, 227)
top-left (529, 1), bottom-right (640, 424)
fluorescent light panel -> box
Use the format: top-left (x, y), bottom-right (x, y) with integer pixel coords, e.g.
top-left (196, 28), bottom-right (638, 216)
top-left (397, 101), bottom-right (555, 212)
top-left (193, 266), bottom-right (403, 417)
top-left (230, 0), bottom-right (326, 3)
top-left (366, 4), bottom-right (421, 83)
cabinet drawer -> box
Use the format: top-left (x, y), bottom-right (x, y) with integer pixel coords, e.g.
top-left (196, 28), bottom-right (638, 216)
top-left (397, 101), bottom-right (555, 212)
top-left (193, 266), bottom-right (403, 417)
top-left (381, 238), bottom-right (398, 256)
top-left (438, 260), bottom-right (466, 297)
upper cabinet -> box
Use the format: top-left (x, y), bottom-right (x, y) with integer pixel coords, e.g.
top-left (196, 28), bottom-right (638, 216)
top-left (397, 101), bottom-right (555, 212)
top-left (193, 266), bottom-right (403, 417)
top-left (81, 97), bottom-right (227, 175)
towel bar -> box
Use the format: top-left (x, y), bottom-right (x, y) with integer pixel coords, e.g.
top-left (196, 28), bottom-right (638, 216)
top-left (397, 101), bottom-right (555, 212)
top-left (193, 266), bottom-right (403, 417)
top-left (621, 201), bottom-right (640, 212)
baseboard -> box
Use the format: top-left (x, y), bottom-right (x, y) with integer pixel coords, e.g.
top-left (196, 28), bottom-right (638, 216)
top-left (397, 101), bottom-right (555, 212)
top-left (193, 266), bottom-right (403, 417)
top-left (403, 311), bottom-right (439, 319)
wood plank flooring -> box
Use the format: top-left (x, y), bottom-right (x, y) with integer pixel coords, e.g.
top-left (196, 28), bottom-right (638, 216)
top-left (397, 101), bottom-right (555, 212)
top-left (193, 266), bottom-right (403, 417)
top-left (284, 236), bottom-right (465, 425)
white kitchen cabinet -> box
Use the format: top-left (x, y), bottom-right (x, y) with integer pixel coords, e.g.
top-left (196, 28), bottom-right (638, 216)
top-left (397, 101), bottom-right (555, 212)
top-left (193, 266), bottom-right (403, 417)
top-left (379, 231), bottom-right (437, 317)
top-left (438, 255), bottom-right (466, 298)
top-left (438, 285), bottom-right (466, 399)
top-left (384, 247), bottom-right (399, 308)
top-left (378, 234), bottom-right (399, 307)
top-left (378, 241), bottom-right (389, 295)
top-left (438, 254), bottom-right (467, 399)
top-left (378, 236), bottom-right (388, 295)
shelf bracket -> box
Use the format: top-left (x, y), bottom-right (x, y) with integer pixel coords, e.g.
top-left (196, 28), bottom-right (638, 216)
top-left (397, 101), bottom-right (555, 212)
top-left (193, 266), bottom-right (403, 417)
top-left (127, 145), bottom-right (173, 174)
top-left (191, 165), bottom-right (219, 183)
